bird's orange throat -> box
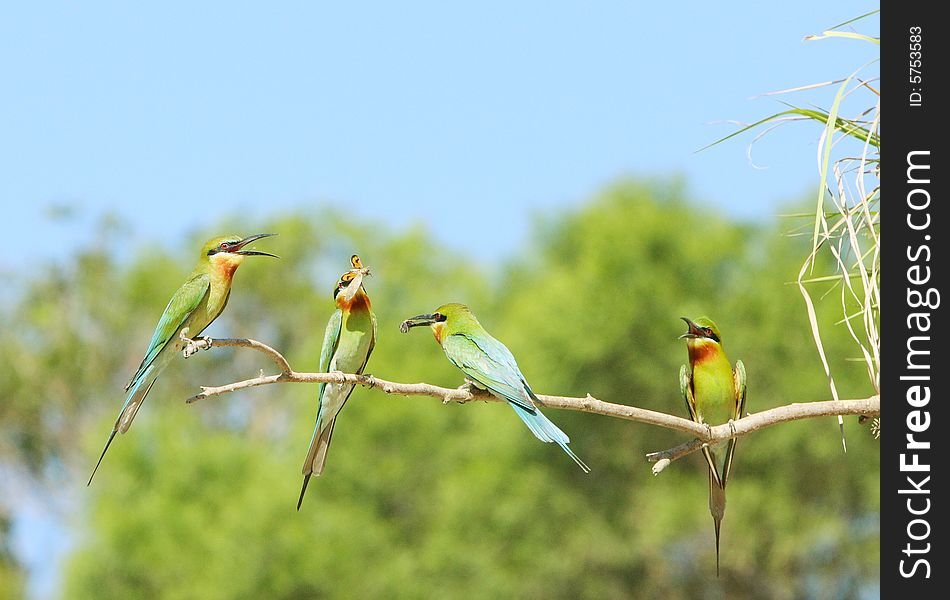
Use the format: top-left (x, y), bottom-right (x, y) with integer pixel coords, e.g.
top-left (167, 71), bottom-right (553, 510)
top-left (337, 287), bottom-right (371, 312)
top-left (211, 253), bottom-right (244, 280)
top-left (687, 338), bottom-right (723, 365)
top-left (431, 322), bottom-right (445, 344)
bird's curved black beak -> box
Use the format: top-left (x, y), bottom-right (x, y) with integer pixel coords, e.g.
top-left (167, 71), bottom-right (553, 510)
top-left (679, 316), bottom-right (702, 339)
top-left (400, 314), bottom-right (437, 333)
top-left (234, 233), bottom-right (279, 257)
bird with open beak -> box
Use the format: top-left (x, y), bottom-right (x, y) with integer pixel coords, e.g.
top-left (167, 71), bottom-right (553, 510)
top-left (89, 233), bottom-right (278, 485)
top-left (679, 316), bottom-right (747, 576)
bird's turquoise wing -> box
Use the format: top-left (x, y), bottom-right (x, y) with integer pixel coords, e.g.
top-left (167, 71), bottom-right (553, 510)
top-left (125, 273), bottom-right (211, 391)
top-left (442, 332), bottom-right (589, 471)
top-left (733, 359), bottom-right (747, 420)
top-left (366, 311), bottom-right (377, 368)
top-left (441, 333), bottom-right (536, 413)
top-left (680, 364), bottom-right (698, 422)
top-left (314, 309), bottom-right (344, 415)
top-left (722, 359), bottom-right (747, 485)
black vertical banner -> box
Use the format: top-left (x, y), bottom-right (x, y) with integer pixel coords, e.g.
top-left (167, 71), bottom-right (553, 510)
top-left (883, 2), bottom-right (946, 596)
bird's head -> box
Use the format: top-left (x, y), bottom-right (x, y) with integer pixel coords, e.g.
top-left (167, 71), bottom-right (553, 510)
top-left (333, 254), bottom-right (372, 306)
top-left (679, 316), bottom-right (724, 360)
top-left (202, 233), bottom-right (278, 275)
top-left (400, 302), bottom-right (476, 343)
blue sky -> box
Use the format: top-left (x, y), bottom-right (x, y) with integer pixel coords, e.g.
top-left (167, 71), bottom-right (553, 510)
top-left (2, 2), bottom-right (878, 268)
top-left (2, 2), bottom-right (878, 597)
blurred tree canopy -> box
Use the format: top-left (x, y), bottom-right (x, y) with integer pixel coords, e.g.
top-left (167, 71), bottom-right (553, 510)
top-left (1, 515), bottom-right (25, 599)
top-left (0, 180), bottom-right (878, 599)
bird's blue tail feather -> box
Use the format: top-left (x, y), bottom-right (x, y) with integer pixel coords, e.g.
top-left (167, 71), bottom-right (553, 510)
top-left (117, 365), bottom-right (158, 433)
top-left (88, 364), bottom-right (159, 485)
top-left (509, 403), bottom-right (590, 473)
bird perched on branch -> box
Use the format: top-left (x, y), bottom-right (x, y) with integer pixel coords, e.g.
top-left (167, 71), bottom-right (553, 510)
top-left (679, 316), bottom-right (747, 576)
top-left (297, 255), bottom-right (376, 509)
top-left (401, 303), bottom-right (589, 473)
top-left (88, 233), bottom-right (278, 485)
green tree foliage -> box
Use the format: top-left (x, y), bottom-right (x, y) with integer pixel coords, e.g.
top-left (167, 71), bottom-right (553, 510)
top-left (0, 181), bottom-right (878, 599)
top-left (0, 515), bottom-right (25, 600)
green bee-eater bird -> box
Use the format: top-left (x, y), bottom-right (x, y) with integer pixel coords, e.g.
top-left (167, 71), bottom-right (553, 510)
top-left (297, 255), bottom-right (376, 509)
top-left (401, 303), bottom-right (589, 472)
top-left (679, 316), bottom-right (747, 576)
top-left (88, 233), bottom-right (277, 485)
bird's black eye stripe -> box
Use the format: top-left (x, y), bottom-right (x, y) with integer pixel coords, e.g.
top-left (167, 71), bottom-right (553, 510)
top-left (703, 328), bottom-right (720, 343)
top-left (209, 241), bottom-right (235, 255)
top-left (434, 313), bottom-right (447, 322)
top-left (333, 271), bottom-right (359, 299)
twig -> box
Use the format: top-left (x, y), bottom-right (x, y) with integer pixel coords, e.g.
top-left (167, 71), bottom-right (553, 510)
top-left (184, 337), bottom-right (881, 474)
top-left (645, 395), bottom-right (880, 473)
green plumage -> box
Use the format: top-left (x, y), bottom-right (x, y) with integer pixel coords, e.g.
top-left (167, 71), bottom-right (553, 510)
top-left (679, 316), bottom-right (747, 576)
top-left (88, 234), bottom-right (276, 485)
top-left (401, 303), bottom-right (589, 472)
top-left (297, 262), bottom-right (376, 509)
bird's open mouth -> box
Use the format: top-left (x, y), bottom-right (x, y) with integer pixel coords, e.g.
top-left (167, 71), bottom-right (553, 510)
top-left (678, 317), bottom-right (703, 339)
top-left (234, 233), bottom-right (279, 257)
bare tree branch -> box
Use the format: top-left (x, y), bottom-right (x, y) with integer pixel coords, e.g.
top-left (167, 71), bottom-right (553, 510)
top-left (184, 337), bottom-right (880, 474)
top-left (644, 395), bottom-right (880, 474)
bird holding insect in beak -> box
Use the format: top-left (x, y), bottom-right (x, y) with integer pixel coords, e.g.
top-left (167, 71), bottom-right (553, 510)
top-left (297, 255), bottom-right (376, 509)
top-left (88, 233), bottom-right (278, 485)
top-left (401, 303), bottom-right (589, 472)
top-left (679, 316), bottom-right (747, 577)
